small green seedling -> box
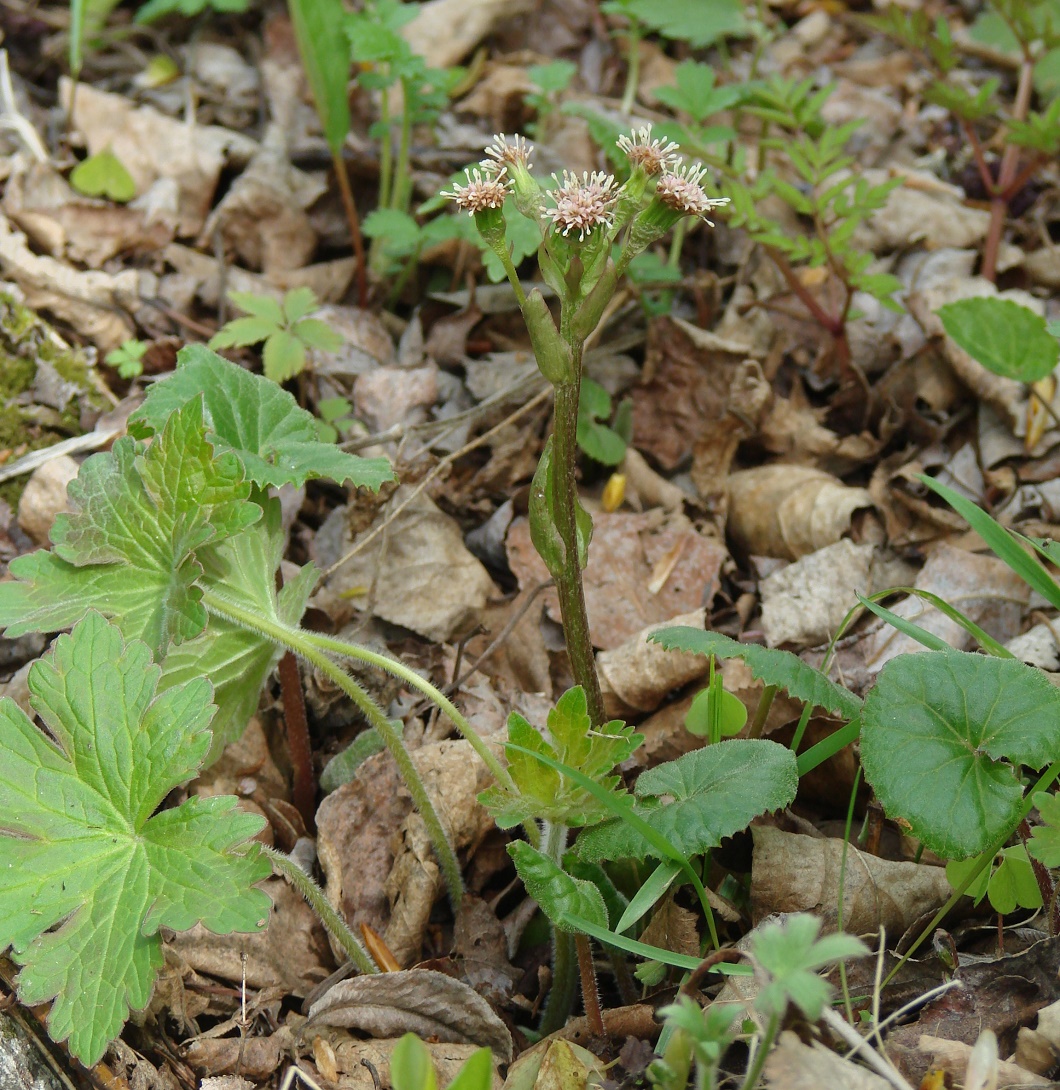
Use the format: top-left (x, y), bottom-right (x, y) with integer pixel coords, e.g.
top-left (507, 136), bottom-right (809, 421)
top-left (525, 61), bottom-right (577, 137)
top-left (946, 845), bottom-right (1043, 915)
top-left (391, 1033), bottom-right (494, 1090)
top-left (70, 149), bottom-right (136, 202)
top-left (1028, 791), bottom-right (1060, 867)
top-left (685, 657), bottom-right (747, 742)
top-left (209, 287), bottom-right (343, 383)
top-left (104, 338), bottom-right (149, 379)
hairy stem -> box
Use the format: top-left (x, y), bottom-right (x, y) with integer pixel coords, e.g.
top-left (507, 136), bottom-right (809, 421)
top-left (619, 18), bottom-right (642, 116)
top-left (202, 589), bottom-right (465, 908)
top-left (575, 933), bottom-right (606, 1040)
top-left (299, 630), bottom-right (540, 849)
top-left (539, 821), bottom-right (578, 1033)
top-left (263, 846), bottom-right (377, 975)
top-left (551, 380), bottom-right (605, 727)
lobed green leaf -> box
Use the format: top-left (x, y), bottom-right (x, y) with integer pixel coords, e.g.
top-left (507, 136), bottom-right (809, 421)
top-left (0, 613), bottom-right (270, 1067)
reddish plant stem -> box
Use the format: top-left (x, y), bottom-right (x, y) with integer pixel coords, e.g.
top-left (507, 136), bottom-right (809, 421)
top-left (767, 246), bottom-right (851, 373)
top-left (331, 148), bottom-right (369, 307)
top-left (982, 55), bottom-right (1035, 282)
top-left (575, 933), bottom-right (606, 1041)
top-left (278, 650), bottom-right (316, 831)
top-left (275, 568), bottom-right (316, 829)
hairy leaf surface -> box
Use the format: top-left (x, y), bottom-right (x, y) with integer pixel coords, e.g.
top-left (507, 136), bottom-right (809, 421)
top-left (650, 628), bottom-right (862, 720)
top-left (574, 739), bottom-right (797, 862)
top-left (130, 346), bottom-right (392, 490)
top-left (0, 400), bottom-right (258, 655)
top-left (0, 613), bottom-right (270, 1066)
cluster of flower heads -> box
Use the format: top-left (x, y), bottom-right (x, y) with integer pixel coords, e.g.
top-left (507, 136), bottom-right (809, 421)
top-left (445, 125), bottom-right (729, 232)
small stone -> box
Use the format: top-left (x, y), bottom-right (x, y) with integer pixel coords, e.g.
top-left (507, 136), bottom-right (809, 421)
top-left (17, 455), bottom-right (79, 546)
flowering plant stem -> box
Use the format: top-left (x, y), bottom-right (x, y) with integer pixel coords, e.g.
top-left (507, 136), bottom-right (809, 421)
top-left (552, 375), bottom-right (606, 727)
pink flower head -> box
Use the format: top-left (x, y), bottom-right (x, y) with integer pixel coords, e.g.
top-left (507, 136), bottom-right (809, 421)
top-left (444, 167), bottom-right (511, 215)
top-left (483, 133), bottom-right (534, 171)
top-left (617, 125), bottom-right (680, 176)
top-left (655, 160), bottom-right (730, 224)
top-left (545, 170), bottom-right (618, 240)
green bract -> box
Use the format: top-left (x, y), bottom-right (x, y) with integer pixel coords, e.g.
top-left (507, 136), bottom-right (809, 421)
top-left (0, 612), bottom-right (270, 1067)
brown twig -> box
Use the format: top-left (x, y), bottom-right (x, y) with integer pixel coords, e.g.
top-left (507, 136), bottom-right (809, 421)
top-left (277, 651), bottom-right (315, 831)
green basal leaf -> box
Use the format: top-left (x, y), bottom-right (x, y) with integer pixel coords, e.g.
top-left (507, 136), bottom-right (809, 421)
top-left (0, 612), bottom-right (270, 1067)
top-left (1029, 791), bottom-right (1060, 867)
top-left (751, 914), bottom-right (867, 1022)
top-left (130, 345), bottom-right (393, 491)
top-left (479, 686), bottom-right (640, 829)
top-left (0, 399), bottom-right (259, 656)
top-left (443, 1047), bottom-right (493, 1090)
top-left (69, 149), bottom-right (136, 203)
top-left (208, 316), bottom-right (279, 351)
top-left (936, 297), bottom-right (1059, 383)
top-left (577, 379), bottom-right (628, 466)
top-left (649, 627), bottom-right (862, 720)
top-left (227, 291), bottom-right (286, 325)
top-left (508, 842), bottom-right (608, 934)
top-left (294, 317), bottom-right (345, 354)
top-left (282, 286), bottom-right (320, 324)
top-left (861, 651), bottom-right (1060, 859)
top-left (288, 0), bottom-right (352, 155)
top-left (574, 739), bottom-right (798, 863)
top-left (619, 0), bottom-right (748, 47)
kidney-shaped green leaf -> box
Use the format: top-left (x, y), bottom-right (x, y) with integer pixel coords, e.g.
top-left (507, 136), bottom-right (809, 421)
top-left (861, 650), bottom-right (1060, 859)
top-left (574, 739), bottom-right (798, 863)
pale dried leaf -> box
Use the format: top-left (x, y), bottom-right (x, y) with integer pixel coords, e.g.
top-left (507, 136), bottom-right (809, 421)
top-left (763, 1031), bottom-right (892, 1090)
top-left (750, 827), bottom-right (952, 936)
top-left (307, 970), bottom-right (513, 1061)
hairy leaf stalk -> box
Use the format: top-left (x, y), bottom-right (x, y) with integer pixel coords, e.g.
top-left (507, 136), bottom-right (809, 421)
top-left (201, 588), bottom-right (465, 908)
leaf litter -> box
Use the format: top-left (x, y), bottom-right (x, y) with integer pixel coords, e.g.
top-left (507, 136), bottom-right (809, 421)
top-left (3, 1), bottom-right (1060, 1088)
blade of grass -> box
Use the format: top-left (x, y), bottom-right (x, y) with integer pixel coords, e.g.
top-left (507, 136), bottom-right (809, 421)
top-left (614, 859), bottom-right (683, 934)
top-left (920, 475), bottom-right (1060, 611)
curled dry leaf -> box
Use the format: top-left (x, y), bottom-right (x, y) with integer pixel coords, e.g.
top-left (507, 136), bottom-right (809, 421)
top-left (596, 609), bottom-right (710, 715)
top-left (403, 0), bottom-right (535, 68)
top-left (0, 214), bottom-right (137, 350)
top-left (314, 488), bottom-right (496, 643)
top-left (306, 969), bottom-right (513, 1061)
top-left (502, 1038), bottom-right (609, 1090)
top-left (918, 1035), bottom-right (1041, 1088)
top-left (750, 827), bottom-right (952, 937)
top-left (62, 80), bottom-right (256, 237)
top-left (726, 465), bottom-right (874, 561)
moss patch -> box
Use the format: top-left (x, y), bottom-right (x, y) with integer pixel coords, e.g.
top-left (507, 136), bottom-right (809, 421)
top-left (0, 293), bottom-right (103, 509)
